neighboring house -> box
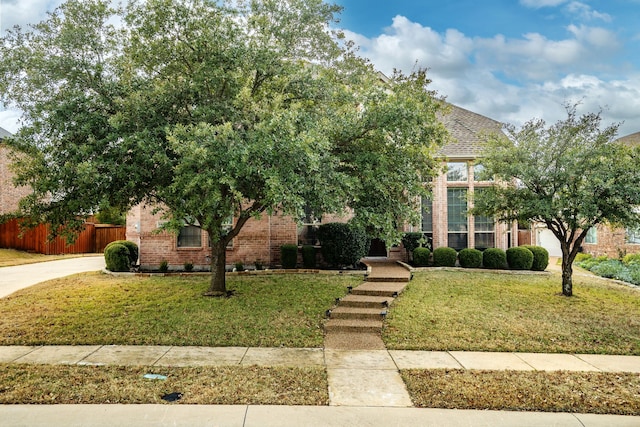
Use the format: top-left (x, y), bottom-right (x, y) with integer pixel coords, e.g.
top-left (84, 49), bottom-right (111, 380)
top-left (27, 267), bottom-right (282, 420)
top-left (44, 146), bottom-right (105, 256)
top-left (128, 104), bottom-right (519, 270)
top-left (532, 131), bottom-right (640, 258)
top-left (0, 127), bottom-right (31, 216)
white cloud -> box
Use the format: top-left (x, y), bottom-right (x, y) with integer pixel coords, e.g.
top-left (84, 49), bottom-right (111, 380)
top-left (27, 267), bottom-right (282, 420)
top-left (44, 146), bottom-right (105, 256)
top-left (0, 0), bottom-right (64, 33)
top-left (341, 16), bottom-right (640, 138)
top-left (566, 2), bottom-right (612, 22)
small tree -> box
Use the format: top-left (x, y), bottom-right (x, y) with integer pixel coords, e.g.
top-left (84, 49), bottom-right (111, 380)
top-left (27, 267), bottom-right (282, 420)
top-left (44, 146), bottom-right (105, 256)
top-left (475, 106), bottom-right (640, 295)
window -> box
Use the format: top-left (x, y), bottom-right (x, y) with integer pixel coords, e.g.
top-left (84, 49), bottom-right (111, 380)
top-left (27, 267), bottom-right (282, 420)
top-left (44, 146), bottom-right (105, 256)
top-left (421, 197), bottom-right (433, 249)
top-left (626, 228), bottom-right (640, 244)
top-left (298, 205), bottom-right (321, 246)
top-left (473, 189), bottom-right (494, 249)
top-left (448, 188), bottom-right (468, 250)
top-left (447, 162), bottom-right (468, 182)
top-left (177, 225), bottom-right (202, 247)
top-left (585, 227), bottom-right (597, 244)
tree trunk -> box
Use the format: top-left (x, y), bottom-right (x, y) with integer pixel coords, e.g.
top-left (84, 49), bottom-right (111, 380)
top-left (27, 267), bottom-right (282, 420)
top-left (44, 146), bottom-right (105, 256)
top-left (204, 239), bottom-right (228, 297)
top-left (561, 247), bottom-right (573, 297)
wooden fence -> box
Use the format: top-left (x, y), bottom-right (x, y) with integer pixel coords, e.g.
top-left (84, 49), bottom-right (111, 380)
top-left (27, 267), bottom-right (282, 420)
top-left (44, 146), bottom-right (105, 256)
top-left (0, 218), bottom-right (125, 254)
top-left (518, 229), bottom-right (532, 246)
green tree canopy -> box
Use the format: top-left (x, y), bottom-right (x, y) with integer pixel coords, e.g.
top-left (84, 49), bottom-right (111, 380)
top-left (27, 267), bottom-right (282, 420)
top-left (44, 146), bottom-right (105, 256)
top-left (474, 106), bottom-right (640, 296)
top-left (0, 0), bottom-right (449, 295)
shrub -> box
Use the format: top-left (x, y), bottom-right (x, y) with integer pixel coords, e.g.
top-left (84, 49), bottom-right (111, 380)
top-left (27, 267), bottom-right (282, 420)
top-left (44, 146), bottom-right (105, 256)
top-left (574, 253), bottom-right (593, 264)
top-left (302, 245), bottom-right (317, 269)
top-left (234, 261), bottom-right (245, 272)
top-left (622, 253), bottom-right (640, 266)
top-left (317, 222), bottom-right (369, 267)
top-left (280, 244), bottom-right (298, 269)
top-left (254, 260), bottom-right (264, 270)
top-left (402, 232), bottom-right (423, 255)
top-left (522, 245), bottom-right (549, 271)
top-left (433, 247), bottom-right (457, 267)
top-left (104, 243), bottom-right (131, 272)
top-left (506, 247), bottom-right (534, 270)
top-left (184, 262), bottom-right (194, 272)
top-left (104, 240), bottom-right (138, 266)
top-left (458, 248), bottom-right (482, 268)
top-left (590, 259), bottom-right (625, 279)
top-left (629, 266), bottom-right (640, 286)
top-left (159, 260), bottom-right (169, 273)
top-left (413, 247), bottom-right (431, 267)
top-left (483, 248), bottom-right (507, 269)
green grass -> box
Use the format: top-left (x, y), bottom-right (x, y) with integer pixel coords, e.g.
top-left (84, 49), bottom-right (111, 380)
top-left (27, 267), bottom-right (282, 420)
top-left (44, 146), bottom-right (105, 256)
top-left (384, 270), bottom-right (640, 355)
top-left (402, 369), bottom-right (640, 415)
top-left (0, 272), bottom-right (359, 347)
top-left (0, 364), bottom-right (328, 405)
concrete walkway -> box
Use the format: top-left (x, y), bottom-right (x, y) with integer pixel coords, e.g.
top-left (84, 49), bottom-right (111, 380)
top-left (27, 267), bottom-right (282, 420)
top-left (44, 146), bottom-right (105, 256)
top-left (0, 255), bottom-right (106, 298)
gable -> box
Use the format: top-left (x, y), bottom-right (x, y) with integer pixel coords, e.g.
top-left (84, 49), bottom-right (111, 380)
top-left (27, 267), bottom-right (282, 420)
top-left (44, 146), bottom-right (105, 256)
top-left (438, 104), bottom-right (503, 160)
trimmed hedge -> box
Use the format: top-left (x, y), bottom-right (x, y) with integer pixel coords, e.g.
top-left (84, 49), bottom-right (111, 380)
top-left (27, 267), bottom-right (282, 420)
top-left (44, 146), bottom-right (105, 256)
top-left (483, 248), bottom-right (507, 269)
top-left (522, 245), bottom-right (549, 271)
top-left (433, 247), bottom-right (457, 267)
top-left (302, 245), bottom-right (317, 269)
top-left (413, 247), bottom-right (431, 267)
top-left (317, 222), bottom-right (369, 267)
top-left (104, 243), bottom-right (131, 272)
top-left (458, 248), bottom-right (483, 268)
top-left (280, 244), bottom-right (298, 269)
top-left (104, 240), bottom-right (138, 266)
top-left (506, 246), bottom-right (534, 270)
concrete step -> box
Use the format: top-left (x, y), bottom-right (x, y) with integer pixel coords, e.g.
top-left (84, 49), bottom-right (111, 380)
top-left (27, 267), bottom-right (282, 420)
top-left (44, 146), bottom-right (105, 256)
top-left (351, 282), bottom-right (407, 298)
top-left (365, 276), bottom-right (410, 283)
top-left (338, 294), bottom-right (392, 309)
top-left (324, 318), bottom-right (383, 333)
top-left (329, 307), bottom-right (387, 320)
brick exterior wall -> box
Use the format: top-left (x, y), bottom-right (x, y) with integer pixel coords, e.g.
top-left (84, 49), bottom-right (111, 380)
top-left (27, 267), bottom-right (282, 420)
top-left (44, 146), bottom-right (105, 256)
top-left (0, 144), bottom-right (31, 215)
top-left (581, 224), bottom-right (640, 258)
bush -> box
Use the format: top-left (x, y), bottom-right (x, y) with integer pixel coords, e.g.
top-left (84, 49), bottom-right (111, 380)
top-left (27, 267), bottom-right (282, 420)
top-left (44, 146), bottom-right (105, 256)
top-left (402, 232), bottom-right (423, 255)
top-left (184, 262), bottom-right (194, 272)
top-left (506, 247), bottom-right (534, 270)
top-left (413, 247), bottom-right (431, 267)
top-left (522, 245), bottom-right (549, 271)
top-left (433, 247), bottom-right (457, 267)
top-left (483, 248), bottom-right (507, 269)
top-left (302, 245), bottom-right (317, 269)
top-left (629, 266), bottom-right (640, 285)
top-left (574, 253), bottom-right (593, 264)
top-left (317, 222), bottom-right (369, 267)
top-left (458, 248), bottom-right (482, 268)
top-left (590, 259), bottom-right (625, 279)
top-left (280, 244), bottom-right (298, 269)
top-left (159, 260), bottom-right (169, 273)
top-left (105, 240), bottom-right (138, 266)
top-left (234, 261), bottom-right (245, 272)
top-left (104, 243), bottom-right (131, 272)
top-left (622, 253), bottom-right (640, 266)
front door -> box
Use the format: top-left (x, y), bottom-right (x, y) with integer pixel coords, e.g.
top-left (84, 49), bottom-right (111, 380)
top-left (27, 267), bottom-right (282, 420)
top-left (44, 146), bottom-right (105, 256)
top-left (368, 238), bottom-right (387, 257)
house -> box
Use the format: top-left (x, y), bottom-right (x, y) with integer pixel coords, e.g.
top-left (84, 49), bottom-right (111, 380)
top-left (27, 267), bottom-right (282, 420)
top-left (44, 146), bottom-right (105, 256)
top-left (127, 104), bottom-right (519, 270)
top-left (0, 126), bottom-right (31, 216)
top-left (532, 131), bottom-right (640, 258)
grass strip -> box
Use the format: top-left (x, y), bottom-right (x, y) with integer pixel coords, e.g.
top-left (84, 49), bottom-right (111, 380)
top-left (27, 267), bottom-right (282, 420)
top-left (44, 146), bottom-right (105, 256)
top-left (0, 272), bottom-right (358, 348)
top-left (402, 369), bottom-right (640, 415)
top-left (0, 364), bottom-right (328, 405)
top-left (385, 270), bottom-right (640, 355)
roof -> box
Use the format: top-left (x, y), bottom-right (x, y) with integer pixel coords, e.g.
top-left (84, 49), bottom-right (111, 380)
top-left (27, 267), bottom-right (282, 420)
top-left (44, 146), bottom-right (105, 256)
top-left (438, 104), bottom-right (503, 159)
top-left (616, 131), bottom-right (640, 147)
top-left (0, 126), bottom-right (11, 140)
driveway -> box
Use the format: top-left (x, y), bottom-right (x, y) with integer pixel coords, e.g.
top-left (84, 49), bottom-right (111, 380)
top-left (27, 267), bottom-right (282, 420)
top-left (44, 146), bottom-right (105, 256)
top-left (0, 256), bottom-right (106, 298)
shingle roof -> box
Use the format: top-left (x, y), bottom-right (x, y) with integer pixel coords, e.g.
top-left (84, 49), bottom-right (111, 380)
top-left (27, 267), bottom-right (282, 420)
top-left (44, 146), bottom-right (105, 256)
top-left (438, 104), bottom-right (503, 159)
top-left (616, 131), bottom-right (640, 147)
top-left (0, 126), bottom-right (11, 140)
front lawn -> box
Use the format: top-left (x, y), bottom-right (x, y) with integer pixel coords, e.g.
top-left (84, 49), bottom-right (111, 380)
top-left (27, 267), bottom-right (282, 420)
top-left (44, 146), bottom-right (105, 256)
top-left (0, 249), bottom-right (76, 267)
top-left (0, 272), bottom-right (358, 348)
top-left (384, 270), bottom-right (640, 355)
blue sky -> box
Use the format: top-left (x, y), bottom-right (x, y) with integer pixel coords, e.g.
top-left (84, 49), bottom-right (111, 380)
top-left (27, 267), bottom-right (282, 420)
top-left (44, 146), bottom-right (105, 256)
top-left (1, 0), bottom-right (640, 136)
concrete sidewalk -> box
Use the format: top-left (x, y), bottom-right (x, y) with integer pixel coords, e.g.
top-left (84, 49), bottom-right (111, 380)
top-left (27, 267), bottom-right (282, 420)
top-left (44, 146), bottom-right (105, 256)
top-left (2, 404), bottom-right (638, 427)
top-left (0, 255), bottom-right (106, 298)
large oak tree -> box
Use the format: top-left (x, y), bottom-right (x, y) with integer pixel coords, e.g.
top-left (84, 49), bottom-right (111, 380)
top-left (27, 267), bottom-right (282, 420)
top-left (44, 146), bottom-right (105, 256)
top-left (474, 106), bottom-right (640, 296)
top-left (0, 0), bottom-right (449, 295)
